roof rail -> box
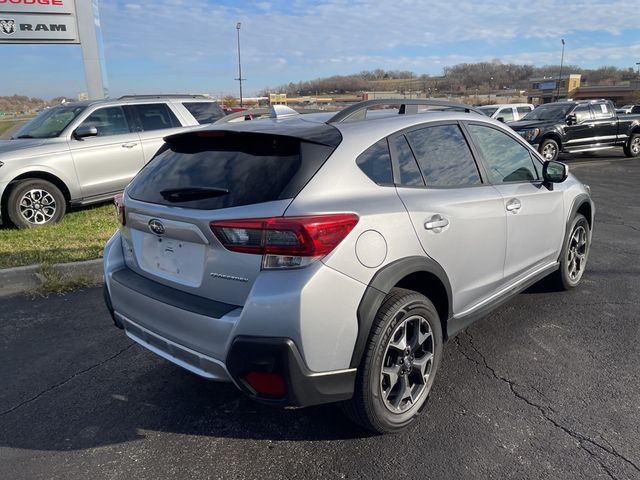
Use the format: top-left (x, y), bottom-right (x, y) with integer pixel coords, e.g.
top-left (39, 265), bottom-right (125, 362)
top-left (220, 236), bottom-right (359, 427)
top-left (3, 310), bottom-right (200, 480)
top-left (327, 99), bottom-right (484, 123)
top-left (117, 94), bottom-right (210, 100)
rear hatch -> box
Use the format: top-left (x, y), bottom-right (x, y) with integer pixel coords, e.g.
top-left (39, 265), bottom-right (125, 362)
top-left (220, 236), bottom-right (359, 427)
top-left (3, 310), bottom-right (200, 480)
top-left (120, 126), bottom-right (341, 307)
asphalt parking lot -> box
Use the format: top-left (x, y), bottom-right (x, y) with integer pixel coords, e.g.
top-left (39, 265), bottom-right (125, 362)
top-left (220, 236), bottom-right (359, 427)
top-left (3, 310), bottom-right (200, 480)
top-left (1, 153), bottom-right (639, 480)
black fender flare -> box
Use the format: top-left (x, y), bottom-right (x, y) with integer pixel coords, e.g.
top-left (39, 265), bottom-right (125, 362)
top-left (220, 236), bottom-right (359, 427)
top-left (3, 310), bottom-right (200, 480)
top-left (560, 193), bottom-right (594, 261)
top-left (350, 256), bottom-right (452, 368)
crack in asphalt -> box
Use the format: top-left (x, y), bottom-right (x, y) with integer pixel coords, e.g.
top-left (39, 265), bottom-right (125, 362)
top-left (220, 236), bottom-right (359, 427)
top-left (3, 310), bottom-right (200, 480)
top-left (0, 343), bottom-right (134, 417)
top-left (597, 220), bottom-right (640, 232)
top-left (454, 331), bottom-right (640, 479)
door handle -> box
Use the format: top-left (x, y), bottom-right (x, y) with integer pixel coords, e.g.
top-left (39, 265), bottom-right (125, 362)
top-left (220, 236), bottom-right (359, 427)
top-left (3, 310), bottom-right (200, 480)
top-left (506, 198), bottom-right (521, 213)
top-left (587, 124), bottom-right (595, 128)
top-left (424, 214), bottom-right (449, 232)
top-left (121, 142), bottom-right (138, 148)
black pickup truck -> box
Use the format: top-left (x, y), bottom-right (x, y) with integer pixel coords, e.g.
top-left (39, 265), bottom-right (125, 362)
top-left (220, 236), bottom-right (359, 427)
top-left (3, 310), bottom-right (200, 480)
top-left (509, 99), bottom-right (640, 161)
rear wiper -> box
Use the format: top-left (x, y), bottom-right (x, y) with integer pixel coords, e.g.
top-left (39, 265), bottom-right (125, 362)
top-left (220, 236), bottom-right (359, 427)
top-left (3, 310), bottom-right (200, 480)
top-left (160, 187), bottom-right (229, 202)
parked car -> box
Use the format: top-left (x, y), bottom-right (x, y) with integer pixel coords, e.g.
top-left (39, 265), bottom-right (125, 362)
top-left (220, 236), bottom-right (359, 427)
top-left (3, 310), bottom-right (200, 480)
top-left (0, 95), bottom-right (225, 227)
top-left (616, 104), bottom-right (640, 115)
top-left (103, 99), bottom-right (594, 433)
top-left (510, 99), bottom-right (640, 161)
top-left (478, 103), bottom-right (534, 123)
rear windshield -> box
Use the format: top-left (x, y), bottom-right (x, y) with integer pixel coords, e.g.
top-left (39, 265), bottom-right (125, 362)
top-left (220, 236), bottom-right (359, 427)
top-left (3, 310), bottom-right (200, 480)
top-left (127, 132), bottom-right (336, 210)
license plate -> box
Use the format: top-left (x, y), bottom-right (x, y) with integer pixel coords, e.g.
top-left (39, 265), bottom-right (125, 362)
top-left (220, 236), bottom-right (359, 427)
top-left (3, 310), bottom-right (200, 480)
top-left (138, 233), bottom-right (205, 286)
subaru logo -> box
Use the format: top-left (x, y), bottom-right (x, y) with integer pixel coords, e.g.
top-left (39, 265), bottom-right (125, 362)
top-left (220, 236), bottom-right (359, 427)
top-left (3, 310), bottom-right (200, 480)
top-left (148, 219), bottom-right (165, 235)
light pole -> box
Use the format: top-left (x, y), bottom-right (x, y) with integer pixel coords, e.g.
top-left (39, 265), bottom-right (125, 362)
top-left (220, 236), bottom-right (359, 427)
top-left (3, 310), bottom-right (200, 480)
top-left (555, 39), bottom-right (565, 102)
top-left (489, 77), bottom-right (493, 104)
top-left (235, 22), bottom-right (245, 107)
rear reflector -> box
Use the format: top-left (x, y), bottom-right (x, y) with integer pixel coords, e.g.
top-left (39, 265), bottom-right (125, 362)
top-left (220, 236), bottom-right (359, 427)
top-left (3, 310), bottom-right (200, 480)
top-left (114, 193), bottom-right (125, 226)
top-left (210, 214), bottom-right (358, 260)
top-left (244, 371), bottom-right (286, 397)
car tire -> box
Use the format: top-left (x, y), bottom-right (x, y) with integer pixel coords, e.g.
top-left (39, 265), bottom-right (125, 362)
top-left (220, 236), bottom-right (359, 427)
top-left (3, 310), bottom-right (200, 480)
top-left (341, 288), bottom-right (442, 434)
top-left (539, 138), bottom-right (560, 162)
top-left (623, 133), bottom-right (640, 157)
top-left (6, 179), bottom-right (66, 228)
top-left (551, 213), bottom-right (590, 290)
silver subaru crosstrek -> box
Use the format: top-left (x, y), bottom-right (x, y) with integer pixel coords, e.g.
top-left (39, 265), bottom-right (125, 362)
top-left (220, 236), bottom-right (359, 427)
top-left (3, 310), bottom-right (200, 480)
top-left (103, 100), bottom-right (594, 433)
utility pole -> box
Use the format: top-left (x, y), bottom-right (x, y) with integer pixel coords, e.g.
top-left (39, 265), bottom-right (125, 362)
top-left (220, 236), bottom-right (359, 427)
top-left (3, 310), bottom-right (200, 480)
top-left (556, 39), bottom-right (565, 102)
top-left (235, 22), bottom-right (245, 107)
top-left (489, 77), bottom-right (493, 104)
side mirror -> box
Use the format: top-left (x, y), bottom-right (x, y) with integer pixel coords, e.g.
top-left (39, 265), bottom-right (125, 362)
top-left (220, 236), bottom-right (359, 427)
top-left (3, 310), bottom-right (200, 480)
top-left (496, 117), bottom-right (505, 123)
top-left (566, 114), bottom-right (577, 126)
top-left (74, 125), bottom-right (98, 139)
top-left (543, 160), bottom-right (568, 183)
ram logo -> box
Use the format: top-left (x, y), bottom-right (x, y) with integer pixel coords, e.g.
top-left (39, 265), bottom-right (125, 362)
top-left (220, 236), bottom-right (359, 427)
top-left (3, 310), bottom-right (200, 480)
top-left (0, 19), bottom-right (16, 35)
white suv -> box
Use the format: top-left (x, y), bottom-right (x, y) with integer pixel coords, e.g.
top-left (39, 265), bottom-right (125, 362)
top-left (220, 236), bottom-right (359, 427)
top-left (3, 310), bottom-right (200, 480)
top-left (0, 95), bottom-right (224, 227)
top-left (478, 103), bottom-right (535, 123)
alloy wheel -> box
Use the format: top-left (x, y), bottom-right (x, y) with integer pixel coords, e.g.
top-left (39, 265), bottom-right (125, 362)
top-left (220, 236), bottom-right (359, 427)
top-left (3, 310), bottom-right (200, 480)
top-left (19, 189), bottom-right (57, 225)
top-left (380, 314), bottom-right (434, 413)
top-left (631, 137), bottom-right (640, 156)
top-left (567, 225), bottom-right (588, 282)
top-left (541, 142), bottom-right (557, 161)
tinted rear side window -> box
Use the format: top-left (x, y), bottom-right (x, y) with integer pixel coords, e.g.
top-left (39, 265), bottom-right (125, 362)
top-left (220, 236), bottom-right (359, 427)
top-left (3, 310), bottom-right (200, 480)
top-left (356, 139), bottom-right (393, 185)
top-left (391, 135), bottom-right (424, 186)
top-left (183, 102), bottom-right (225, 124)
top-left (133, 103), bottom-right (181, 131)
top-left (405, 124), bottom-right (481, 187)
top-left (127, 132), bottom-right (336, 210)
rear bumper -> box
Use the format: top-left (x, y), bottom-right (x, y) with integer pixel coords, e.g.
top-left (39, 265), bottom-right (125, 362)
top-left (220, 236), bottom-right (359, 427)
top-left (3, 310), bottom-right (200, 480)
top-left (226, 336), bottom-right (356, 407)
top-left (103, 283), bottom-right (356, 406)
top-left (102, 230), bottom-right (358, 407)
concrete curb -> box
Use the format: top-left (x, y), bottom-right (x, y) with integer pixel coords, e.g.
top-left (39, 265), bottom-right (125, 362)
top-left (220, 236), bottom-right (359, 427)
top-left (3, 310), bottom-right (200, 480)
top-left (0, 259), bottom-right (103, 298)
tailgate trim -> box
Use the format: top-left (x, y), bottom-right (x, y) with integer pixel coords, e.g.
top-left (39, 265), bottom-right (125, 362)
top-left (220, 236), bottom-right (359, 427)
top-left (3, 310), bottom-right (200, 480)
top-left (111, 268), bottom-right (240, 318)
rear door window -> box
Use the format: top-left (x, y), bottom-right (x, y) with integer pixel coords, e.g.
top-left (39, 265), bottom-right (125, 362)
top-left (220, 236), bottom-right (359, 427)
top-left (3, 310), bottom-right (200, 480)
top-left (591, 103), bottom-right (614, 119)
top-left (182, 102), bottom-right (225, 124)
top-left (127, 132), bottom-right (336, 210)
top-left (390, 134), bottom-right (424, 186)
top-left (405, 124), bottom-right (482, 187)
top-left (131, 103), bottom-right (181, 131)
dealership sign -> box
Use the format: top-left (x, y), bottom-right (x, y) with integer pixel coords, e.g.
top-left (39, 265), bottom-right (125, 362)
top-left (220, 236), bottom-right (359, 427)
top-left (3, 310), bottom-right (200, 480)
top-left (0, 0), bottom-right (79, 43)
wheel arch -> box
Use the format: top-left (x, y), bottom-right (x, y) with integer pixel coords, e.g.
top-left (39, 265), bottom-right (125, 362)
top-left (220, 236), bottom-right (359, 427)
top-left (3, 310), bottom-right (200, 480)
top-left (350, 256), bottom-right (452, 368)
top-left (3, 171), bottom-right (72, 206)
top-left (560, 194), bottom-right (594, 264)
top-left (539, 132), bottom-right (563, 151)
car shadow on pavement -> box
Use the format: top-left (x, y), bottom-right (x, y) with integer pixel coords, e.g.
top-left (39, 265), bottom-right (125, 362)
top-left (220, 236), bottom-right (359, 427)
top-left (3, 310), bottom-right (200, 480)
top-left (0, 353), bottom-right (377, 451)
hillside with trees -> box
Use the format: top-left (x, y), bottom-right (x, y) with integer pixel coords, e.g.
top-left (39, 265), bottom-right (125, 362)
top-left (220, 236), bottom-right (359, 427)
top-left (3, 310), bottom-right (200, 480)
top-left (262, 62), bottom-right (639, 97)
top-left (0, 95), bottom-right (73, 116)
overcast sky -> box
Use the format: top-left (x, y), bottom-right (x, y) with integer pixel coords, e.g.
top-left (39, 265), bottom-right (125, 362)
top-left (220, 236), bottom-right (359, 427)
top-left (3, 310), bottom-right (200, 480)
top-left (2, 0), bottom-right (640, 99)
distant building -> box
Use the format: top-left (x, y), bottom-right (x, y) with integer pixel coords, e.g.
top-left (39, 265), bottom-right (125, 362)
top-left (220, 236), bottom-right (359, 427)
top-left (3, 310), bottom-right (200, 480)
top-left (570, 84), bottom-right (639, 105)
top-left (527, 74), bottom-right (582, 104)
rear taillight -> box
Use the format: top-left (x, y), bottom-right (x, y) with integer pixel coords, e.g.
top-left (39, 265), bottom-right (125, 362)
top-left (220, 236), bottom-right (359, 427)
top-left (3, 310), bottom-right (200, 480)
top-left (210, 214), bottom-right (359, 269)
top-left (114, 193), bottom-right (126, 226)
